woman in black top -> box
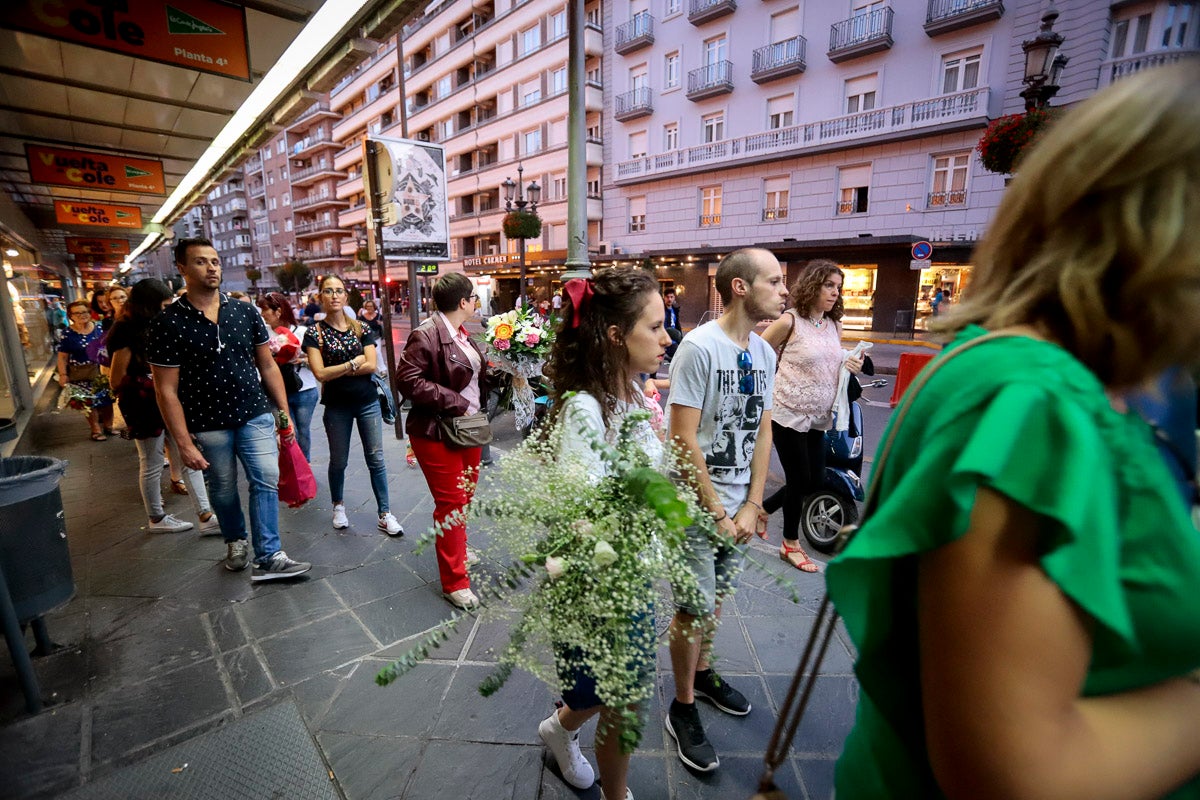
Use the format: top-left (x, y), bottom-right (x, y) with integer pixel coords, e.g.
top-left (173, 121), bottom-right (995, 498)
top-left (304, 275), bottom-right (402, 536)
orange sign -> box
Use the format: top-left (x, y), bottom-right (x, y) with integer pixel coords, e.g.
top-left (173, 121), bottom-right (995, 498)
top-left (27, 145), bottom-right (165, 195)
top-left (65, 237), bottom-right (132, 256)
top-left (2, 0), bottom-right (250, 81)
top-left (55, 201), bottom-right (143, 229)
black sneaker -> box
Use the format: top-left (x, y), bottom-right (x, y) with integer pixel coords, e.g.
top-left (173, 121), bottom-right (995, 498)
top-left (693, 669), bottom-right (751, 716)
top-left (665, 700), bottom-right (718, 772)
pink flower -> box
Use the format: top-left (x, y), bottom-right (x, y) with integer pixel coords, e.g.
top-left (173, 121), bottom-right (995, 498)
top-left (524, 333), bottom-right (540, 346)
top-left (494, 338), bottom-right (511, 351)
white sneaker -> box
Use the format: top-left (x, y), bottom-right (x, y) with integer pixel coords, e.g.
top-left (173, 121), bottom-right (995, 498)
top-left (198, 513), bottom-right (221, 535)
top-left (378, 512), bottom-right (403, 536)
top-left (442, 588), bottom-right (479, 610)
top-left (538, 711), bottom-right (595, 789)
top-left (147, 514), bottom-right (193, 533)
top-left (332, 504), bottom-right (349, 529)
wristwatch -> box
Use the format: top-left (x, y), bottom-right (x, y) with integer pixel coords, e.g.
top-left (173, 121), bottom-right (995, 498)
top-left (275, 410), bottom-right (290, 430)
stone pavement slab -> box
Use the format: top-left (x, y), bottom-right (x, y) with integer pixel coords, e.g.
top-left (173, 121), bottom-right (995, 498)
top-left (2, 400), bottom-right (854, 799)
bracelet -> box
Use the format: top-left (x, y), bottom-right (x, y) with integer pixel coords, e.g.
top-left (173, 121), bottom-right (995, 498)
top-left (711, 508), bottom-right (728, 522)
top-left (744, 499), bottom-right (765, 514)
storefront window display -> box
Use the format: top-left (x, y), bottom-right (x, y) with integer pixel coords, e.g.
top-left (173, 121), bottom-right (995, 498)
top-left (915, 265), bottom-right (973, 331)
top-left (840, 265), bottom-right (876, 331)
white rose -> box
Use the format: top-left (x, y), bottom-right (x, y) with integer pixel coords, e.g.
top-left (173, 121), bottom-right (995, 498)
top-left (544, 556), bottom-right (565, 579)
top-left (592, 540), bottom-right (618, 567)
top-left (571, 520), bottom-right (594, 537)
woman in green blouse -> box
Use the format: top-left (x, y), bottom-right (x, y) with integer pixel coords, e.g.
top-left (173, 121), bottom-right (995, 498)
top-left (826, 63), bottom-right (1200, 799)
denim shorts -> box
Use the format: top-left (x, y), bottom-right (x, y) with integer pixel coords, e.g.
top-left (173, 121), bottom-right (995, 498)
top-left (558, 606), bottom-right (654, 712)
top-left (672, 525), bottom-right (744, 616)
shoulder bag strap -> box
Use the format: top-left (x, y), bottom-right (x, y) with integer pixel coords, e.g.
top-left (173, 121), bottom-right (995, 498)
top-left (756, 331), bottom-right (1013, 792)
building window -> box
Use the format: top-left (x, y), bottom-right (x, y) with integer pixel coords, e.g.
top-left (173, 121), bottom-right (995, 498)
top-left (630, 64), bottom-right (648, 91)
top-left (663, 122), bottom-right (679, 151)
top-left (1111, 12), bottom-right (1151, 58)
top-left (704, 34), bottom-right (727, 65)
top-left (628, 130), bottom-right (648, 159)
top-left (284, 219), bottom-right (293, 232)
top-left (701, 112), bottom-right (724, 143)
top-left (282, 193), bottom-right (290, 206)
top-left (941, 49), bottom-right (981, 94)
top-left (551, 9), bottom-right (567, 38)
top-left (437, 75), bottom-right (452, 98)
top-left (767, 94), bottom-right (794, 129)
top-left (553, 175), bottom-right (567, 199)
top-left (763, 176), bottom-right (789, 221)
top-left (587, 64), bottom-right (602, 85)
top-left (837, 164), bottom-right (871, 215)
top-left (1162, 1), bottom-right (1197, 48)
top-left (929, 152), bottom-right (969, 207)
top-left (664, 51), bottom-right (680, 88)
top-left (524, 128), bottom-right (542, 154)
top-left (268, 197), bottom-right (276, 211)
top-left (699, 185), bottom-right (722, 226)
top-left (552, 67), bottom-right (568, 93)
top-left (629, 196), bottom-right (646, 232)
top-left (845, 73), bottom-right (877, 114)
top-left (665, 0), bottom-right (681, 15)
top-left (522, 79), bottom-right (542, 106)
top-left (587, 6), bottom-right (601, 26)
top-left (587, 177), bottom-right (601, 197)
top-left (276, 139), bottom-right (285, 155)
top-left (521, 24), bottom-right (541, 55)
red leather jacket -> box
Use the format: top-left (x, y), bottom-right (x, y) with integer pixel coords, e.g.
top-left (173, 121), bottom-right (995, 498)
top-left (396, 315), bottom-right (489, 442)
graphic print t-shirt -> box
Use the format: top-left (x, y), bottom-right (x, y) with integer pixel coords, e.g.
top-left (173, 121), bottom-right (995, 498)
top-left (667, 321), bottom-right (775, 512)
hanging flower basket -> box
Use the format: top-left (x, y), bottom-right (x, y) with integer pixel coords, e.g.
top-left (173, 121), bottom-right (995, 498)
top-left (976, 108), bottom-right (1056, 175)
top-left (503, 210), bottom-right (542, 241)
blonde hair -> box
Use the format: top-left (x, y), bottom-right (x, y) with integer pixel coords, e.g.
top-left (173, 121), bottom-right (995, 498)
top-left (938, 62), bottom-right (1200, 388)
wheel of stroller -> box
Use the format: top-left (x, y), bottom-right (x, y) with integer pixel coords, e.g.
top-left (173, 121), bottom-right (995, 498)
top-left (800, 491), bottom-right (859, 554)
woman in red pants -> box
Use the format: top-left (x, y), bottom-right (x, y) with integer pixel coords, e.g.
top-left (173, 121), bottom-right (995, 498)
top-left (396, 273), bottom-right (489, 610)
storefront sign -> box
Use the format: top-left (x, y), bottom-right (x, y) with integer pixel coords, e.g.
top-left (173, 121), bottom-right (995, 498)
top-left (65, 237), bottom-right (131, 256)
top-left (910, 259), bottom-right (933, 271)
top-left (55, 201), bottom-right (143, 229)
top-left (1, 0), bottom-right (251, 81)
top-left (366, 136), bottom-right (450, 261)
top-left (27, 144), bottom-right (165, 194)
top-left (925, 229), bottom-right (980, 244)
top-left (462, 254), bottom-right (520, 268)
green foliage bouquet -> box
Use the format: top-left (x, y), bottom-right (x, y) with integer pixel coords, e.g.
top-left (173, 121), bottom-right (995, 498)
top-left (376, 405), bottom-right (713, 752)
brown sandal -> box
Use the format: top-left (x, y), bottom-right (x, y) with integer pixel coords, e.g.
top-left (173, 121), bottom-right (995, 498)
top-left (780, 542), bottom-right (821, 573)
top-left (170, 479), bottom-right (189, 495)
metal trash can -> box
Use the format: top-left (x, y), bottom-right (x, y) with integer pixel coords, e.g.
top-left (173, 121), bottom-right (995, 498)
top-left (0, 457), bottom-right (73, 621)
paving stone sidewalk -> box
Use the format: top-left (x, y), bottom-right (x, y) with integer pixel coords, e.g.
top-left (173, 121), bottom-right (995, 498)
top-left (1, 401), bottom-right (856, 800)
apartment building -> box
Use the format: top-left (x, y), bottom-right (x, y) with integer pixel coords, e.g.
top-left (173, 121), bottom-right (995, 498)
top-left (599, 0), bottom-right (1200, 332)
top-left (331, 0), bottom-right (607, 312)
top-left (287, 101), bottom-right (353, 276)
top-left (205, 175), bottom-right (254, 289)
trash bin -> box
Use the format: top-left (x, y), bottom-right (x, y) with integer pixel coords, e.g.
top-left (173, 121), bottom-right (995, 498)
top-left (0, 457), bottom-right (73, 621)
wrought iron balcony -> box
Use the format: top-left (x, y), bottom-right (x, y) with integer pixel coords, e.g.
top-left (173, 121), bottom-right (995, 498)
top-left (688, 0), bottom-right (735, 26)
top-left (686, 60), bottom-right (734, 101)
top-left (615, 12), bottom-right (654, 54)
top-left (752, 35), bottom-right (807, 83)
top-left (924, 0), bottom-right (1004, 37)
top-left (828, 7), bottom-right (894, 63)
top-left (698, 213), bottom-right (721, 227)
top-left (615, 87), bottom-right (654, 121)
top-left (927, 189), bottom-right (967, 207)
top-left (761, 207), bottom-right (788, 221)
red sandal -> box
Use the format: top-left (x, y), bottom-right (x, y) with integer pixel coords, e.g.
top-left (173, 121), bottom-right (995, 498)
top-left (779, 542), bottom-right (821, 573)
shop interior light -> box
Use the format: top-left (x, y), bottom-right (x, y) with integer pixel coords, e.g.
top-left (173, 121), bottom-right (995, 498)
top-left (4, 248), bottom-right (18, 257)
top-left (125, 0), bottom-right (377, 266)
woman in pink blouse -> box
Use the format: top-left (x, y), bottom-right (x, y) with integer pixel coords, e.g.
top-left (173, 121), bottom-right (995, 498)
top-left (760, 260), bottom-right (863, 572)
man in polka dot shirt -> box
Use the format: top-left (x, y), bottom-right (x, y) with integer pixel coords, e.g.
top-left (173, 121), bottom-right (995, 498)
top-left (148, 238), bottom-right (311, 582)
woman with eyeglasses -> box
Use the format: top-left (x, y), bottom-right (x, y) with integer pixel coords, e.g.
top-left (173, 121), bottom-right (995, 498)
top-left (304, 275), bottom-right (402, 536)
top-left (57, 299), bottom-right (115, 440)
top-left (759, 260), bottom-right (865, 573)
top-left (259, 292), bottom-right (319, 461)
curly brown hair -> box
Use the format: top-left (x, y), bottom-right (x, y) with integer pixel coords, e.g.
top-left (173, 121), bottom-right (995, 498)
top-left (788, 259), bottom-right (845, 322)
top-left (544, 266), bottom-right (660, 429)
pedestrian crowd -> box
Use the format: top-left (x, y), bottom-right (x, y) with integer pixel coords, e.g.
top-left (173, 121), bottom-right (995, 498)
top-left (41, 64), bottom-right (1200, 799)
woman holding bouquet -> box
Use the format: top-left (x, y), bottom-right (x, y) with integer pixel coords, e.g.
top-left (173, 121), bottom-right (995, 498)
top-left (304, 275), bottom-right (402, 536)
top-left (259, 293), bottom-right (319, 460)
top-left (57, 299), bottom-right (115, 441)
top-left (536, 266), bottom-right (673, 800)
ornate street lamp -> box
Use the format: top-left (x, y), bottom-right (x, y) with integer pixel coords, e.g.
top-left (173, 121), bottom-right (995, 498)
top-left (1020, 6), bottom-right (1068, 111)
top-left (501, 163), bottom-right (541, 309)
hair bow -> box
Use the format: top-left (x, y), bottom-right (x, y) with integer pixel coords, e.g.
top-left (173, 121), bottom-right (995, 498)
top-left (563, 278), bottom-right (594, 329)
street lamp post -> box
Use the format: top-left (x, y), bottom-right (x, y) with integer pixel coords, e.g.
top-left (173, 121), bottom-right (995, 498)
top-left (1020, 6), bottom-right (1068, 111)
top-left (502, 164), bottom-right (540, 310)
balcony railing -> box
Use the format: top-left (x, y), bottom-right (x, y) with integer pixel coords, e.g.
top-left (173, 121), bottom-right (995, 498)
top-left (762, 207), bottom-right (788, 221)
top-left (698, 213), bottom-right (721, 227)
top-left (247, 183), bottom-right (265, 198)
top-left (332, 42), bottom-right (397, 96)
top-left (616, 87), bottom-right (989, 182)
top-left (244, 156), bottom-right (262, 173)
top-left (686, 60), bottom-right (734, 100)
top-left (294, 219), bottom-right (344, 236)
top-left (927, 189), bottom-right (967, 207)
top-left (751, 35), bottom-right (807, 83)
top-left (291, 130), bottom-right (335, 156)
top-left (615, 12), bottom-right (654, 54)
top-left (615, 87), bottom-right (654, 121)
top-left (688, 0), bottom-right (736, 26)
top-left (925, 0), bottom-right (1003, 36)
top-left (290, 163), bottom-right (346, 184)
top-left (828, 7), bottom-right (894, 62)
top-left (292, 191), bottom-right (348, 210)
top-left (292, 101), bottom-right (334, 125)
top-left (1099, 47), bottom-right (1200, 87)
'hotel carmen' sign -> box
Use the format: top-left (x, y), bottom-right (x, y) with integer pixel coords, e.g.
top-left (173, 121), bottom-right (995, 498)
top-left (462, 254), bottom-right (520, 268)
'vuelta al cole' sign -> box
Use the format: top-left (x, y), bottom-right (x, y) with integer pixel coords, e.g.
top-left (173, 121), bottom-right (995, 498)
top-left (55, 201), bottom-right (143, 229)
top-left (26, 144), bottom-right (165, 195)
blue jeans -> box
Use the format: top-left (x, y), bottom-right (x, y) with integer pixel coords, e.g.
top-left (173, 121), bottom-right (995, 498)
top-left (194, 413), bottom-right (282, 565)
top-left (323, 399), bottom-right (390, 515)
top-left (287, 387), bottom-right (319, 461)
